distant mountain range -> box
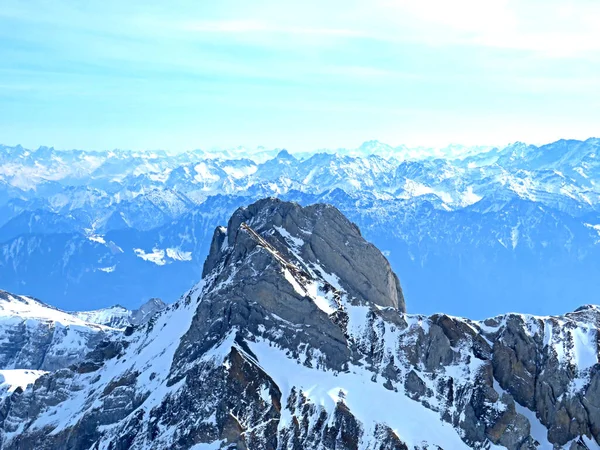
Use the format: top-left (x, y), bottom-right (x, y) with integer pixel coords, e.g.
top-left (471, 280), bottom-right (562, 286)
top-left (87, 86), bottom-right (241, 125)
top-left (0, 138), bottom-right (599, 318)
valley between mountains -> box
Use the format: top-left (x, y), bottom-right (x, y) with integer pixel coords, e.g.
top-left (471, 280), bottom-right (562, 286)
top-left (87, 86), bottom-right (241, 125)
top-left (0, 199), bottom-right (598, 449)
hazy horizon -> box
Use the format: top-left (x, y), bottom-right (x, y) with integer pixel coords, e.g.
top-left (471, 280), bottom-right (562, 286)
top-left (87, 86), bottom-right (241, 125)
top-left (2, 136), bottom-right (599, 156)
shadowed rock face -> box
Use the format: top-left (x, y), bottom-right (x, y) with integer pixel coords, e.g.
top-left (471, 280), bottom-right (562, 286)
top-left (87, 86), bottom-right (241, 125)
top-left (204, 198), bottom-right (405, 312)
top-left (131, 297), bottom-right (167, 326)
top-left (0, 199), bottom-right (598, 450)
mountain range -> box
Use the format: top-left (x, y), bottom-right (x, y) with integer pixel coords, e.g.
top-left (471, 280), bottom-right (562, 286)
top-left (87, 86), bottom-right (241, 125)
top-left (0, 138), bottom-right (599, 318)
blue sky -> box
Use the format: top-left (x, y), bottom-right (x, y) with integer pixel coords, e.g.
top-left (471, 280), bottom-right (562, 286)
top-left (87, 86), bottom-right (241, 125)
top-left (1, 0), bottom-right (599, 152)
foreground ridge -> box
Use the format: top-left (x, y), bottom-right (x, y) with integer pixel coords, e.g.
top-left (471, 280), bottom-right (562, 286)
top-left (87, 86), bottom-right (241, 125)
top-left (0, 199), bottom-right (597, 449)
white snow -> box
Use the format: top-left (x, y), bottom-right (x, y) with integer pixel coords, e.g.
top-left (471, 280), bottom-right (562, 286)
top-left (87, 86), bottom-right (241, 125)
top-left (134, 247), bottom-right (192, 264)
top-left (25, 280), bottom-right (207, 445)
top-left (283, 269), bottom-right (308, 296)
top-left (189, 441), bottom-right (226, 450)
top-left (134, 247), bottom-right (166, 265)
top-left (571, 326), bottom-right (598, 371)
top-left (258, 385), bottom-right (271, 403)
top-left (514, 404), bottom-right (552, 450)
top-left (221, 165), bottom-right (257, 179)
top-left (73, 306), bottom-right (131, 328)
top-left (274, 226), bottom-right (304, 249)
top-left (88, 235), bottom-right (106, 244)
top-left (511, 225), bottom-right (520, 249)
top-left (401, 179), bottom-right (453, 204)
top-left (282, 268), bottom-right (337, 315)
top-left (506, 175), bottom-right (538, 201)
top-left (194, 163), bottom-right (220, 183)
top-left (0, 292), bottom-right (108, 329)
top-left (246, 338), bottom-right (471, 449)
top-left (147, 168), bottom-right (172, 183)
top-left (306, 283), bottom-right (338, 315)
top-left (585, 223), bottom-right (600, 237)
top-left (0, 369), bottom-right (47, 398)
top-left (574, 167), bottom-right (588, 178)
top-left (461, 186), bottom-right (482, 206)
top-left (345, 304), bottom-right (372, 337)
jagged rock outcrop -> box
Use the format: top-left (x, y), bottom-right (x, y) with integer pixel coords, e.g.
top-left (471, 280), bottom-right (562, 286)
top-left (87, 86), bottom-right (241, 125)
top-left (203, 198), bottom-right (405, 312)
top-left (488, 307), bottom-right (600, 446)
top-left (0, 199), bottom-right (598, 449)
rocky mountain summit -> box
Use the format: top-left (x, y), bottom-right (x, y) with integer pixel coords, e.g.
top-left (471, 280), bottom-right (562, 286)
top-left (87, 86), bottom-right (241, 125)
top-left (0, 199), bottom-right (598, 449)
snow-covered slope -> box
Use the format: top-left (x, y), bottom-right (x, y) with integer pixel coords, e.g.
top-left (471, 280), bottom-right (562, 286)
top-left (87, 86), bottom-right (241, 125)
top-left (0, 369), bottom-right (47, 400)
top-left (0, 291), bottom-right (165, 405)
top-left (0, 200), bottom-right (598, 449)
top-left (72, 305), bottom-right (133, 329)
top-left (72, 298), bottom-right (166, 328)
top-left (0, 290), bottom-right (117, 371)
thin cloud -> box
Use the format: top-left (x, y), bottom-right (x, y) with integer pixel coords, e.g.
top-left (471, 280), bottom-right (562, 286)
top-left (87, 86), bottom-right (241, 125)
top-left (376, 0), bottom-right (600, 57)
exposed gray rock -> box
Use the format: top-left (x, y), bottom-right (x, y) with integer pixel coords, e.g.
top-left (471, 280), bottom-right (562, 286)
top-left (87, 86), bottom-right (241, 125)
top-left (131, 297), bottom-right (167, 326)
top-left (209, 198), bottom-right (405, 312)
top-left (405, 370), bottom-right (427, 399)
top-left (488, 310), bottom-right (600, 446)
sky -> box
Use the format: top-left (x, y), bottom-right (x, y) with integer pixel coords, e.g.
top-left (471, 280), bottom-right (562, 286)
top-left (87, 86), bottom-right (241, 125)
top-left (1, 0), bottom-right (600, 152)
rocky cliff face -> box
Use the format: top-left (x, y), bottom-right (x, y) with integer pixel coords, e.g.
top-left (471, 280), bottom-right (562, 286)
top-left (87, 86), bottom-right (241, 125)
top-left (0, 290), bottom-right (115, 372)
top-left (0, 199), bottom-right (598, 449)
top-left (202, 198), bottom-right (405, 312)
top-left (0, 290), bottom-right (166, 374)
